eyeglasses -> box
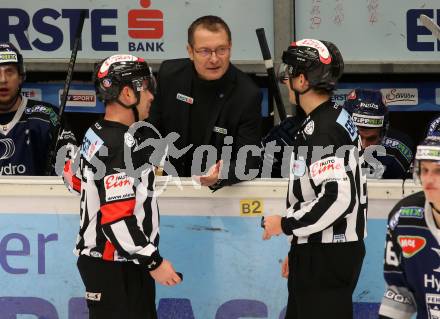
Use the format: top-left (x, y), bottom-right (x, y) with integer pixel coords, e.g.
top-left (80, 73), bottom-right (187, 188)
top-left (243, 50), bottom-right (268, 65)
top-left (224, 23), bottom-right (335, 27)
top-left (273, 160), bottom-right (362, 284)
top-left (194, 46), bottom-right (230, 58)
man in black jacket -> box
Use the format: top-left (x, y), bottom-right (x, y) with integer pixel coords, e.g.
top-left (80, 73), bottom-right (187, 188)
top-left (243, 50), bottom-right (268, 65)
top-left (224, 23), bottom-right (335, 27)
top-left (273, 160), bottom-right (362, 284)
top-left (148, 15), bottom-right (262, 190)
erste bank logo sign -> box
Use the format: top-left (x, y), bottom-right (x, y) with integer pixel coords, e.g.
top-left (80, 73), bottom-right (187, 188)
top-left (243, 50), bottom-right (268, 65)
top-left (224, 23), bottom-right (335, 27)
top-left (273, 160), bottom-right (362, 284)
top-left (0, 0), bottom-right (165, 55)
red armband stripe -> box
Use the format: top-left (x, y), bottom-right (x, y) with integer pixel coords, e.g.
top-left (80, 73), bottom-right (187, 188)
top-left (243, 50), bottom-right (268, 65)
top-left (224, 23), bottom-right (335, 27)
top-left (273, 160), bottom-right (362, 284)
top-left (100, 199), bottom-right (136, 224)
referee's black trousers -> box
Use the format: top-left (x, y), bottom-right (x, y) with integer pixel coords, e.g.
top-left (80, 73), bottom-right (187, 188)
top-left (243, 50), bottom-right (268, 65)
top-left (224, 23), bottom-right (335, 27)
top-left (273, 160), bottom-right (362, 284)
top-left (285, 240), bottom-right (365, 319)
top-left (77, 255), bottom-right (157, 319)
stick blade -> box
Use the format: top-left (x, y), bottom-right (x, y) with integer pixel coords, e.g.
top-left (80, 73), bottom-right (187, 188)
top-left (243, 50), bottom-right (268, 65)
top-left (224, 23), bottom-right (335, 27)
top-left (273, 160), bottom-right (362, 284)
top-left (420, 14), bottom-right (440, 41)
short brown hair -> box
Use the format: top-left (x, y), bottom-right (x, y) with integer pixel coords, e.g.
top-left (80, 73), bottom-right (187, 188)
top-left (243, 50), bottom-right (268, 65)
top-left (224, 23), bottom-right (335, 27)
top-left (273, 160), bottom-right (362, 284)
top-left (187, 15), bottom-right (231, 47)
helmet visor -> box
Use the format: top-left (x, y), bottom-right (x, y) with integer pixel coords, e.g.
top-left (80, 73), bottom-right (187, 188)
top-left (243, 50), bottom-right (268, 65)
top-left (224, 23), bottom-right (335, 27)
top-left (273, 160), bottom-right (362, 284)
top-left (132, 73), bottom-right (157, 95)
top-left (277, 63), bottom-right (301, 83)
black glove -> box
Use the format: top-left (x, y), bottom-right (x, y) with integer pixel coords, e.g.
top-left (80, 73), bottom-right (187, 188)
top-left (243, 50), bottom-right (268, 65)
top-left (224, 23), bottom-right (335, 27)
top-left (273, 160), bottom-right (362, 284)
top-left (260, 115), bottom-right (304, 178)
top-left (262, 116), bottom-right (303, 147)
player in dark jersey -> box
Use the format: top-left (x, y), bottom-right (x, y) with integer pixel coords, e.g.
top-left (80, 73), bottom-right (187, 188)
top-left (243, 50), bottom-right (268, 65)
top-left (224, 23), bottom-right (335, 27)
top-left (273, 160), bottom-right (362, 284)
top-left (262, 39), bottom-right (367, 319)
top-left (379, 117), bottom-right (440, 319)
top-left (343, 88), bottom-right (415, 179)
top-left (63, 54), bottom-right (181, 319)
top-left (0, 42), bottom-right (75, 175)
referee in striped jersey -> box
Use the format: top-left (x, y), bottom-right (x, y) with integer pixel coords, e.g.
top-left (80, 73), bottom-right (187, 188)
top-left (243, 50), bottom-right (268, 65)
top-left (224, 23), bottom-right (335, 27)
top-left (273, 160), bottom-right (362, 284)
top-left (262, 39), bottom-right (367, 319)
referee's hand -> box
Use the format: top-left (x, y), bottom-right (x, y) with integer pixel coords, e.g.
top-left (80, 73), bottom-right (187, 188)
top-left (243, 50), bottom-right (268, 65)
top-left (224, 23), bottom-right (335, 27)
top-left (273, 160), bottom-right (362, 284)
top-left (262, 215), bottom-right (283, 240)
top-left (150, 259), bottom-right (182, 286)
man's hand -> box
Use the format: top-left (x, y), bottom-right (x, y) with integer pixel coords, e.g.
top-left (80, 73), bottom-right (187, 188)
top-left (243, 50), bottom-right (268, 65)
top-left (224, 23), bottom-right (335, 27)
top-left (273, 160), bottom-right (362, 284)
top-left (150, 259), bottom-right (182, 286)
top-left (193, 160), bottom-right (222, 187)
top-left (262, 215), bottom-right (283, 240)
top-left (281, 255), bottom-right (289, 278)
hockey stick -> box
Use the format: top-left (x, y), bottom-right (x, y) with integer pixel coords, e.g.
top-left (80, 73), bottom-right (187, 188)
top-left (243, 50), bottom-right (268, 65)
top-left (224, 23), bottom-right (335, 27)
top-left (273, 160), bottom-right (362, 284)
top-left (256, 28), bottom-right (287, 121)
top-left (420, 14), bottom-right (440, 41)
top-left (45, 10), bottom-right (86, 175)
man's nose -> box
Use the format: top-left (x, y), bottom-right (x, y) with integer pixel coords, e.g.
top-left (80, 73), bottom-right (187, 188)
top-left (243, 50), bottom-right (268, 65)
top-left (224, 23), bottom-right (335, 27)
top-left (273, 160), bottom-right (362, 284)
top-left (209, 52), bottom-right (220, 63)
top-left (0, 70), bottom-right (6, 82)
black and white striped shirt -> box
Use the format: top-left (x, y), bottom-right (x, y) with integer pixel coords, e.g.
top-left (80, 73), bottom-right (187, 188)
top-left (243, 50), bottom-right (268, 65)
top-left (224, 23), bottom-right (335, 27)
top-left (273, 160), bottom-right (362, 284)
top-left (63, 119), bottom-right (163, 270)
top-left (281, 101), bottom-right (368, 244)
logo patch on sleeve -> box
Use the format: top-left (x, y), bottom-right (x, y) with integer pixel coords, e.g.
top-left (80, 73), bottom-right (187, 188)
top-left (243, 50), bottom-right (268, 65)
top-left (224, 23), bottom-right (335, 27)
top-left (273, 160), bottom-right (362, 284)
top-left (336, 109), bottom-right (358, 141)
top-left (309, 156), bottom-right (346, 185)
top-left (104, 173), bottom-right (135, 202)
top-left (81, 129), bottom-right (104, 162)
top-left (398, 235), bottom-right (426, 258)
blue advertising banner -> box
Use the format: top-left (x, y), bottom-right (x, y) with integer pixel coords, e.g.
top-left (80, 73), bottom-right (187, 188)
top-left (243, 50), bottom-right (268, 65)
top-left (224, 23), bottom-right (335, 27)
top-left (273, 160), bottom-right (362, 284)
top-left (21, 81), bottom-right (440, 114)
top-left (0, 213), bottom-right (386, 318)
top-left (21, 83), bottom-right (105, 114)
top-left (334, 82), bottom-right (440, 112)
top-left (21, 82), bottom-right (271, 117)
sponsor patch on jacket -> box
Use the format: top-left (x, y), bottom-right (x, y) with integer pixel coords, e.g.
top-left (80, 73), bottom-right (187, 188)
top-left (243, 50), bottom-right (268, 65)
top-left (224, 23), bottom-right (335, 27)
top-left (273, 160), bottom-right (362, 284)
top-left (309, 156), bottom-right (345, 185)
top-left (176, 93), bottom-right (194, 104)
top-left (398, 206), bottom-right (424, 219)
top-left (213, 126), bottom-right (228, 135)
top-left (81, 129), bottom-right (104, 161)
top-left (104, 173), bottom-right (135, 202)
top-left (336, 109), bottom-right (358, 141)
top-left (398, 235), bottom-right (426, 258)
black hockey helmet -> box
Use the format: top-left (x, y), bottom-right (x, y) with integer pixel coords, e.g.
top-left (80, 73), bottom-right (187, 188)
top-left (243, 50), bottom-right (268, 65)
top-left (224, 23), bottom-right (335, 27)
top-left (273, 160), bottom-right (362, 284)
top-left (94, 54), bottom-right (156, 107)
top-left (279, 39), bottom-right (344, 92)
top-left (427, 115), bottom-right (440, 138)
top-left (343, 88), bottom-right (389, 136)
top-left (413, 117), bottom-right (440, 181)
top-left (0, 42), bottom-right (25, 79)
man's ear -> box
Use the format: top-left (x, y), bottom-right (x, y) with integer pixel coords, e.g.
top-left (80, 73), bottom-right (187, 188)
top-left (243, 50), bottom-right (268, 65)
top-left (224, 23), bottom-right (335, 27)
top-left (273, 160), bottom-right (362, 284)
top-left (187, 44), bottom-right (194, 61)
top-left (299, 74), bottom-right (309, 90)
top-left (119, 85), bottom-right (133, 102)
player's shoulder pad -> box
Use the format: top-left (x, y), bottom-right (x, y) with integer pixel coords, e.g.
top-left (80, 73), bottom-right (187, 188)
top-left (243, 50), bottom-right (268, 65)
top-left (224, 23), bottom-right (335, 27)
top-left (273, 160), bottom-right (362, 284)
top-left (387, 191), bottom-right (425, 229)
top-left (24, 99), bottom-right (58, 125)
top-left (382, 136), bottom-right (413, 164)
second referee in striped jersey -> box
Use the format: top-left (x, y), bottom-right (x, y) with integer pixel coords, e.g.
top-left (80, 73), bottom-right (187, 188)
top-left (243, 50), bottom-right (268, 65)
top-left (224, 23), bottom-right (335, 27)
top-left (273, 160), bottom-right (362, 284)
top-left (63, 55), bottom-right (181, 318)
top-left (262, 39), bottom-right (367, 319)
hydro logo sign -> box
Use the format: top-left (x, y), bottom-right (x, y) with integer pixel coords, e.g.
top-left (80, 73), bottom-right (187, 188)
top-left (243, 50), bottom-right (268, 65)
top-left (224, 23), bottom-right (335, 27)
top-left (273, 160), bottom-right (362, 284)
top-left (407, 9), bottom-right (440, 51)
top-left (0, 0), bottom-right (164, 55)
